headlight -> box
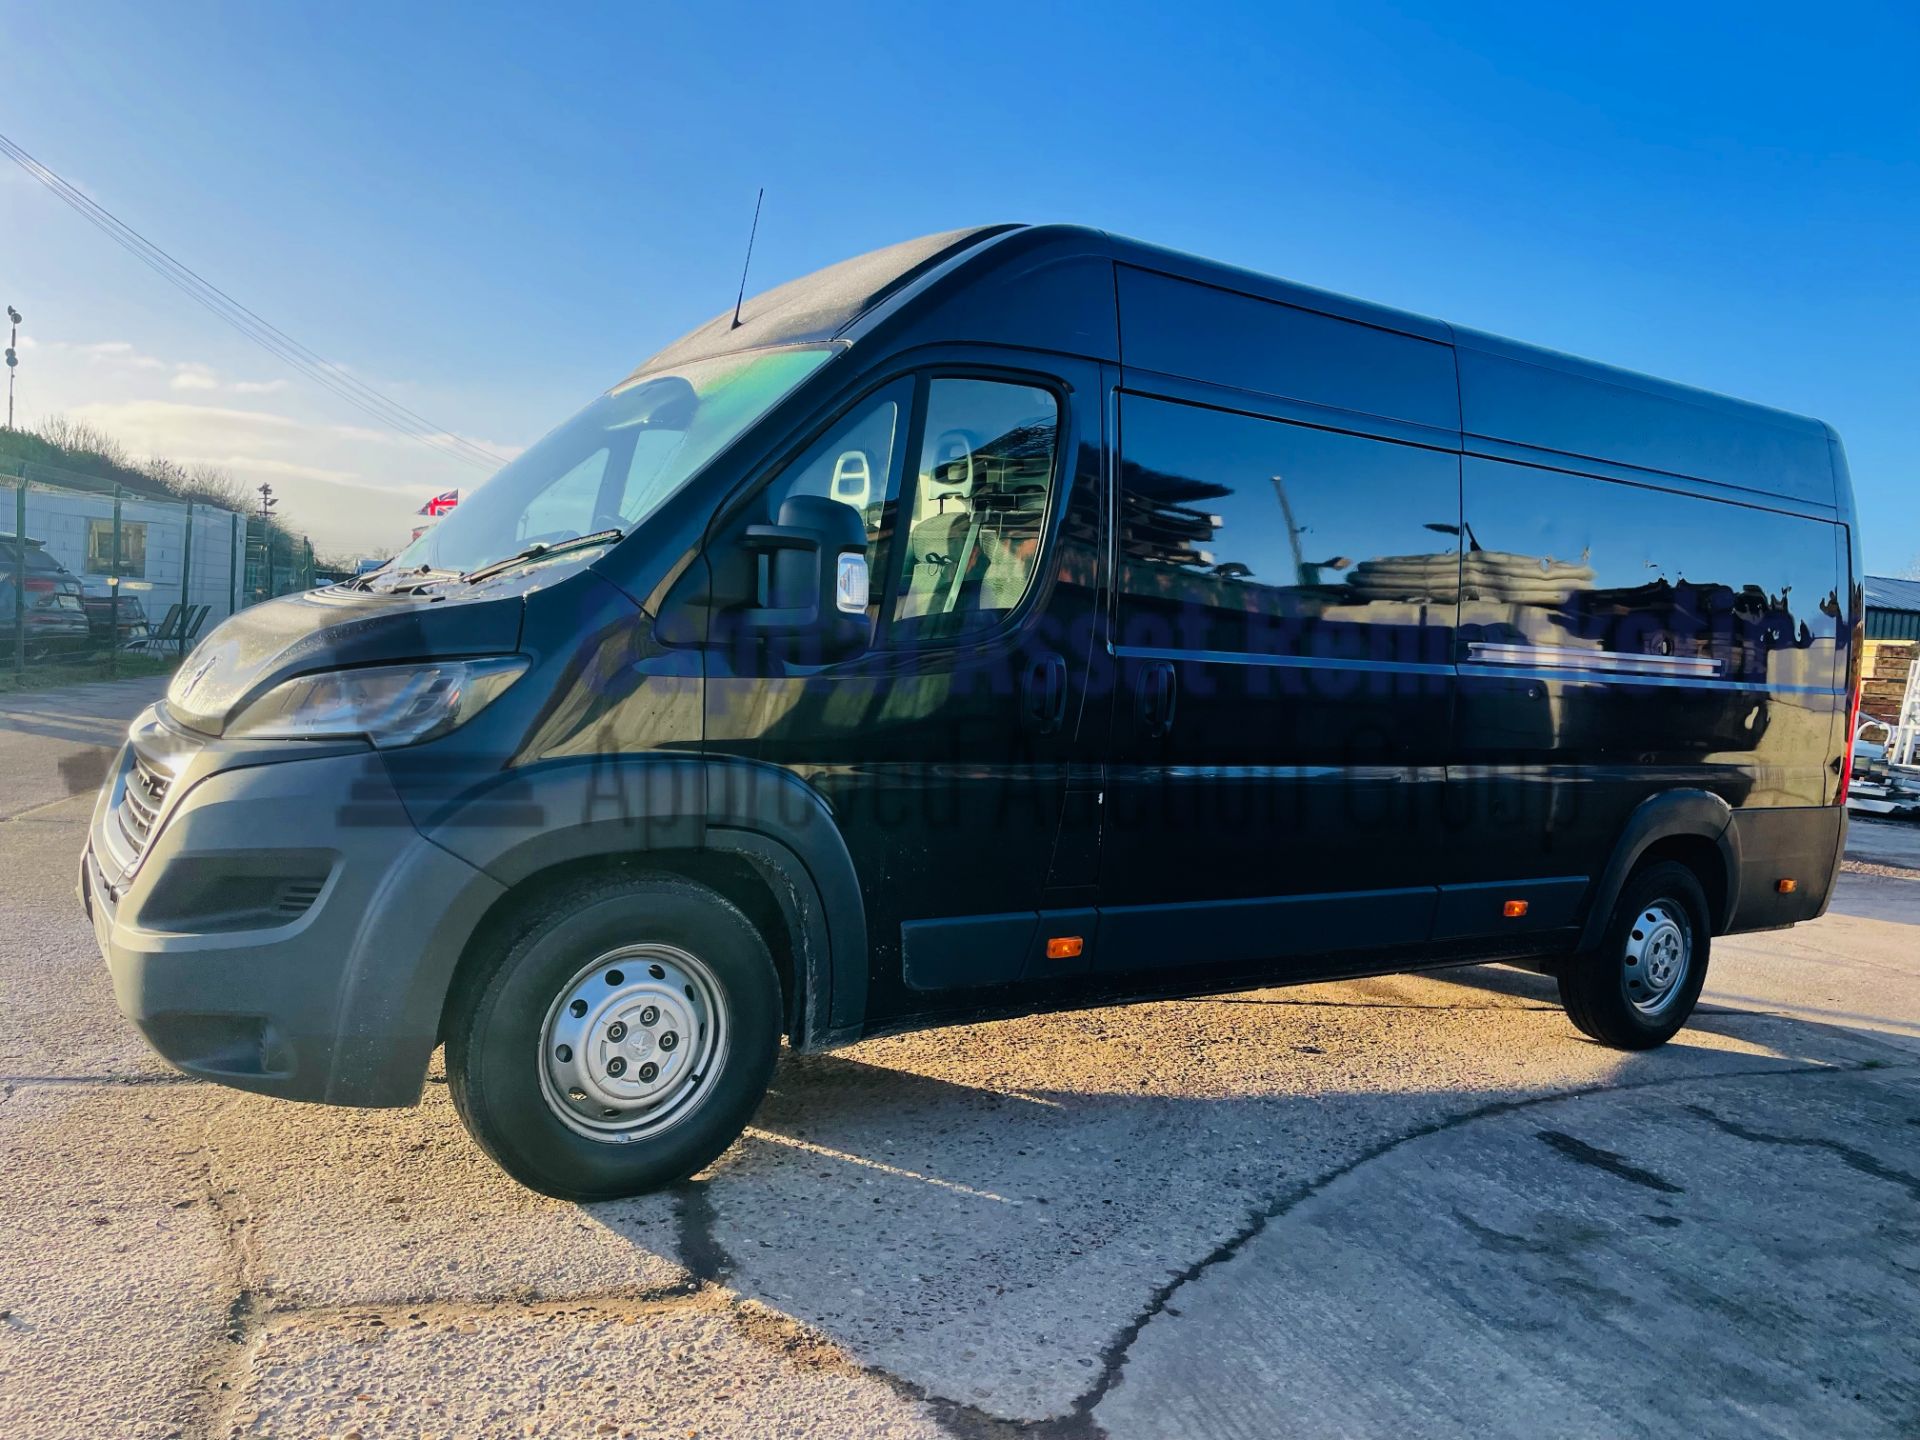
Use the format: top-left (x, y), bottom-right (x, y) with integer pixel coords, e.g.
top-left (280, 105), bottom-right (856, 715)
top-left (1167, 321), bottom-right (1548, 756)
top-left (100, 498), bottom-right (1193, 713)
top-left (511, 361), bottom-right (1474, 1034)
top-left (224, 658), bottom-right (528, 748)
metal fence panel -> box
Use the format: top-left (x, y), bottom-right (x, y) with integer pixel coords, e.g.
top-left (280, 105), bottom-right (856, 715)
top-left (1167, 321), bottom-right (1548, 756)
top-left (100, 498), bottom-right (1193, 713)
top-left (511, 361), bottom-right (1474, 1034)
top-left (1, 460), bottom-right (310, 683)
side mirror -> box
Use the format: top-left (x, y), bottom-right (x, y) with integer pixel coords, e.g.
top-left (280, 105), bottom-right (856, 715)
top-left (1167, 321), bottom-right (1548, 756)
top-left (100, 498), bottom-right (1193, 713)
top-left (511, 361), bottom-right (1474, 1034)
top-left (738, 494), bottom-right (871, 662)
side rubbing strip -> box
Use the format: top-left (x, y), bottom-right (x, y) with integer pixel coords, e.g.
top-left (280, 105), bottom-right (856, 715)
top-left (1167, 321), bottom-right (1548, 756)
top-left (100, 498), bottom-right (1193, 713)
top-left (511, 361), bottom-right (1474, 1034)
top-left (1464, 641), bottom-right (1721, 680)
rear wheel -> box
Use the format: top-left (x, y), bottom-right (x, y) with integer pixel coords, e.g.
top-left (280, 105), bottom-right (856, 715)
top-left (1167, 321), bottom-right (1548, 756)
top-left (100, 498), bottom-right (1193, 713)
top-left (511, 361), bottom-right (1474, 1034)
top-left (446, 872), bottom-right (781, 1200)
top-left (1558, 860), bottom-right (1710, 1049)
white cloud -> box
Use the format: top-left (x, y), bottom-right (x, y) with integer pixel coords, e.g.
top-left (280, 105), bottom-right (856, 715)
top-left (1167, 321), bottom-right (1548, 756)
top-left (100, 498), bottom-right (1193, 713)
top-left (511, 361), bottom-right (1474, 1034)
top-left (60, 340), bottom-right (168, 370)
top-left (326, 419), bottom-right (519, 465)
top-left (170, 363), bottom-right (220, 391)
top-left (191, 454), bottom-right (360, 484)
top-left (66, 399), bottom-right (308, 441)
top-left (45, 343), bottom-right (303, 399)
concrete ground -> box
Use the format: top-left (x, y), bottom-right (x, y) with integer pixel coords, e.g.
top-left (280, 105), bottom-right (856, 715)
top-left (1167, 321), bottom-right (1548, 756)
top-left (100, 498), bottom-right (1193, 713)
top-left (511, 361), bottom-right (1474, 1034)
top-left (2, 678), bottom-right (1917, 1438)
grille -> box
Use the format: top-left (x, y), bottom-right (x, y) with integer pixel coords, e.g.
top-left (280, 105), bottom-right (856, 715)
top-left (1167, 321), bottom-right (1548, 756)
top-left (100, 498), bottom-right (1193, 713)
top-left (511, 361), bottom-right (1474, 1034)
top-left (274, 879), bottom-right (326, 918)
top-left (116, 754), bottom-right (173, 859)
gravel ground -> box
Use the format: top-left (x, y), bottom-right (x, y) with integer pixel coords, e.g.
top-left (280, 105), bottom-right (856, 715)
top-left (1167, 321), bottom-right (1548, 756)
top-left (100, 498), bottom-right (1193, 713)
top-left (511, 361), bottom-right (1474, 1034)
top-left (2, 680), bottom-right (1917, 1438)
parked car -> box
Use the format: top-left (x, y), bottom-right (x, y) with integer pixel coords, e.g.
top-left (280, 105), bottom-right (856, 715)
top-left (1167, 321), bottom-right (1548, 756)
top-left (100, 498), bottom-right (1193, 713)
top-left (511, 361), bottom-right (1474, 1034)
top-left (82, 225), bottom-right (1862, 1199)
top-left (79, 583), bottom-right (152, 649)
top-left (1, 535), bottom-right (93, 656)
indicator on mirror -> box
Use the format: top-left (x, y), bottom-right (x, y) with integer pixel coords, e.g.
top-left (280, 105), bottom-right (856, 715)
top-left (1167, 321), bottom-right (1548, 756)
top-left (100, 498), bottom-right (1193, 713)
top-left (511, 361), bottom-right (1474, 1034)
top-left (836, 553), bottom-right (869, 613)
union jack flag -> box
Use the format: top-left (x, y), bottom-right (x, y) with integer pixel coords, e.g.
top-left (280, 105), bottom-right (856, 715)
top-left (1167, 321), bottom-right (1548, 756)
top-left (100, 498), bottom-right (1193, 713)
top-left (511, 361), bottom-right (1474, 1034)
top-left (417, 489), bottom-right (460, 517)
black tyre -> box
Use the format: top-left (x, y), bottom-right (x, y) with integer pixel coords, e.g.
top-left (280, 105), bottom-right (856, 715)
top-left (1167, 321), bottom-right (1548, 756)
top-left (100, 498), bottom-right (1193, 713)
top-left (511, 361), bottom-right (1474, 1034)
top-left (446, 872), bottom-right (781, 1200)
top-left (1558, 860), bottom-right (1711, 1050)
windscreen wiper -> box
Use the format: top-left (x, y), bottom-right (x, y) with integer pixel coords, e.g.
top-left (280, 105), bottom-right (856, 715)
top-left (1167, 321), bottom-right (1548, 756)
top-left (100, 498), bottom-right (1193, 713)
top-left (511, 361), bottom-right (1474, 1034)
top-left (377, 566), bottom-right (465, 595)
top-left (460, 529), bottom-right (624, 585)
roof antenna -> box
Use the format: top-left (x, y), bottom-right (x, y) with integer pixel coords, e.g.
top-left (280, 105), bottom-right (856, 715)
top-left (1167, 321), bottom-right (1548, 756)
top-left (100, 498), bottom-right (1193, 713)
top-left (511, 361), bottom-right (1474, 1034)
top-left (730, 187), bottom-right (764, 330)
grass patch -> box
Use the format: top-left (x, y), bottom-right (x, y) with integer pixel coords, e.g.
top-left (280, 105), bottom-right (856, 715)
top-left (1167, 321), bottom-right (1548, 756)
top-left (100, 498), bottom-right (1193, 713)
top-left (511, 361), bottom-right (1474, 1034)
top-left (0, 652), bottom-right (178, 695)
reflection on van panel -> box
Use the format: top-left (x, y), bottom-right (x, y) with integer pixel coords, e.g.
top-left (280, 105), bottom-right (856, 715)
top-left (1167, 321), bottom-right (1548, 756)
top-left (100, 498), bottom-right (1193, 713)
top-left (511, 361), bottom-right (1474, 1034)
top-left (82, 224), bottom-right (1864, 1198)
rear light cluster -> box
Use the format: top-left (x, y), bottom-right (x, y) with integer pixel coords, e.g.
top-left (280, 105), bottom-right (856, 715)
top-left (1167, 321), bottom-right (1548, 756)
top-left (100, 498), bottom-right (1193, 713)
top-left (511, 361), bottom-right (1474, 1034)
top-left (1836, 675), bottom-right (1864, 804)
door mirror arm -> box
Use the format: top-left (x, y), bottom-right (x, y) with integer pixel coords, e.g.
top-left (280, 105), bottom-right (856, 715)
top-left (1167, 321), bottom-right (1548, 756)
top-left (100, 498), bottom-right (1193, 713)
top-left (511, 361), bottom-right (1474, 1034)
top-left (739, 523), bottom-right (826, 632)
top-left (732, 494), bottom-right (872, 662)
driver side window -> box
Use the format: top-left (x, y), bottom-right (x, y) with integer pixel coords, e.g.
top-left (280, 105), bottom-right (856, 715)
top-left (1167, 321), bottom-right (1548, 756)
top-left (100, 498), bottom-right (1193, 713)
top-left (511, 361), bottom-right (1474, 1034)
top-left (890, 379), bottom-right (1060, 642)
top-left (759, 379), bottom-right (911, 627)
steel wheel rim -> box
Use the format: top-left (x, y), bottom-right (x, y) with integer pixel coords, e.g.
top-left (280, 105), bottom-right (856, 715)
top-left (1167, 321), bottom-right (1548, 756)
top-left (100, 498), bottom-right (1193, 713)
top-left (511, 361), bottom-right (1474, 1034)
top-left (537, 943), bottom-right (729, 1143)
top-left (1623, 900), bottom-right (1691, 1016)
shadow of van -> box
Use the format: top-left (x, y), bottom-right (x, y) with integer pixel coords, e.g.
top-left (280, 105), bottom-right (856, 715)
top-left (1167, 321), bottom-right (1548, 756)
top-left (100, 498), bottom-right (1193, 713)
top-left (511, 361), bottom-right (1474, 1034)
top-left (574, 955), bottom-right (1918, 1425)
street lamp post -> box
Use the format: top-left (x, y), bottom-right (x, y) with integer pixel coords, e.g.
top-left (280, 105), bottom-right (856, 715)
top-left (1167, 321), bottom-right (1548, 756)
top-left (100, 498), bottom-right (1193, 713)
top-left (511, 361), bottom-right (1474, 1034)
top-left (257, 482), bottom-right (277, 600)
top-left (5, 306), bottom-right (20, 430)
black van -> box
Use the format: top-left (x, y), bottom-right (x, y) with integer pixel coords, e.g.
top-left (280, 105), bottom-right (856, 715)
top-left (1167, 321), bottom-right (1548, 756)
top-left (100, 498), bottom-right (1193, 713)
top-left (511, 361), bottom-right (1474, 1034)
top-left (82, 226), bottom-right (1863, 1198)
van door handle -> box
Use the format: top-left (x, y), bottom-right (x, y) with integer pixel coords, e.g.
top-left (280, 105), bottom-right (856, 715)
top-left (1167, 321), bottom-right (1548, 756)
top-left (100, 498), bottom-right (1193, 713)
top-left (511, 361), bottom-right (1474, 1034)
top-left (1022, 652), bottom-right (1068, 735)
top-left (1134, 660), bottom-right (1177, 739)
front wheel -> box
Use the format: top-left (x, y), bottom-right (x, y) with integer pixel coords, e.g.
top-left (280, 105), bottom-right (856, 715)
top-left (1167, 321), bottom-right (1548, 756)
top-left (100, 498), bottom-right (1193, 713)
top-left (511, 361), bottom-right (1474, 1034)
top-left (446, 872), bottom-right (781, 1200)
top-left (1558, 860), bottom-right (1711, 1050)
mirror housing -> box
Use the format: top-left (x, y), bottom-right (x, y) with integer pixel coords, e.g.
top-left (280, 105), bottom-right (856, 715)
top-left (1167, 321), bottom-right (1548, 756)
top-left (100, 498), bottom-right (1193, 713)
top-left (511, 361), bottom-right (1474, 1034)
top-left (738, 494), bottom-right (871, 662)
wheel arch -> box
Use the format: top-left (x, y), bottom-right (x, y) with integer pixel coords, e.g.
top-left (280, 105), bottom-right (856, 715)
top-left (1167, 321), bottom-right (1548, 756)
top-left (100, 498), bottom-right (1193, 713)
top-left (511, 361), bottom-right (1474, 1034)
top-left (423, 756), bottom-right (868, 1055)
top-left (1578, 789), bottom-right (1741, 951)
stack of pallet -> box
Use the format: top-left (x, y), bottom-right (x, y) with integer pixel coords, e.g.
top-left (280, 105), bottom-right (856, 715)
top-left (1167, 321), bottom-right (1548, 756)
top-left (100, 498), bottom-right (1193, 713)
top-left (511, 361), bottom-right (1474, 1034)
top-left (1863, 639), bottom-right (1918, 724)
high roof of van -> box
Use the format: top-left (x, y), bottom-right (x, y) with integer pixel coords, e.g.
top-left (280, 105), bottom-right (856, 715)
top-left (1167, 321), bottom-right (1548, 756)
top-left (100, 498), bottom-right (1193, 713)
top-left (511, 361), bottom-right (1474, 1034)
top-left (639, 223), bottom-right (1845, 510)
top-left (631, 226), bottom-right (1018, 375)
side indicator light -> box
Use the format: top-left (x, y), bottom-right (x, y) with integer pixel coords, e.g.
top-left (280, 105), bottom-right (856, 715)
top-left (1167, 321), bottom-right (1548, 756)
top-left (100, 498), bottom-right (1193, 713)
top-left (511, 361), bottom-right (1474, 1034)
top-left (1776, 878), bottom-right (1798, 894)
top-left (1046, 936), bottom-right (1085, 960)
top-left (1502, 900), bottom-right (1529, 918)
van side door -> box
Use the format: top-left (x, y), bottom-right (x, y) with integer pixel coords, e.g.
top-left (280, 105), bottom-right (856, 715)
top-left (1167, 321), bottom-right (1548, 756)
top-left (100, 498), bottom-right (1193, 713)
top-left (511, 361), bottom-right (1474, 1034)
top-left (702, 352), bottom-right (1108, 1028)
top-left (1097, 389), bottom-right (1460, 977)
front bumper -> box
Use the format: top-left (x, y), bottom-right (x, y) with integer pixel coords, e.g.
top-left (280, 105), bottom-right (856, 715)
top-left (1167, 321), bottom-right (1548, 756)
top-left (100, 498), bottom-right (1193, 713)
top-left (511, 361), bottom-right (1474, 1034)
top-left (84, 717), bottom-right (505, 1106)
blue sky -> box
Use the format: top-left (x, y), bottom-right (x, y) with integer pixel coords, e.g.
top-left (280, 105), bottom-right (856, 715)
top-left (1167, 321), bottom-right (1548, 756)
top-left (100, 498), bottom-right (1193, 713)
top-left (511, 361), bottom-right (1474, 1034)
top-left (3, 0), bottom-right (1915, 569)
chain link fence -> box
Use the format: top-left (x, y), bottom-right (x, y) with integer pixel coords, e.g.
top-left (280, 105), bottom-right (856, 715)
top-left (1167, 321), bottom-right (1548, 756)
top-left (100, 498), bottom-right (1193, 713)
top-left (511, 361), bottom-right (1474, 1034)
top-left (3, 459), bottom-right (314, 686)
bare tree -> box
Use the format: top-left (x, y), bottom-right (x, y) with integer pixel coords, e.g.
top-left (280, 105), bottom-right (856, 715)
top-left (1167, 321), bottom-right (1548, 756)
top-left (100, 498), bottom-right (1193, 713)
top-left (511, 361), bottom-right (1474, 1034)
top-left (34, 415), bottom-right (131, 468)
top-left (15, 416), bottom-right (273, 519)
top-left (171, 462), bottom-right (254, 511)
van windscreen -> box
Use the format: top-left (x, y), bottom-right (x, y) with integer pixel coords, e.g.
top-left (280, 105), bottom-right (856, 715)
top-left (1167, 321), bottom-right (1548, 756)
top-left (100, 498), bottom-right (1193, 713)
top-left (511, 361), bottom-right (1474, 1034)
top-left (388, 345), bottom-right (834, 579)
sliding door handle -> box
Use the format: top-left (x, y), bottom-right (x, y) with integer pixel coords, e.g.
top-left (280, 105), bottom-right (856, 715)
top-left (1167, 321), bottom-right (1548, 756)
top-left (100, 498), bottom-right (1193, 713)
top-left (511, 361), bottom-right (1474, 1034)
top-left (1022, 652), bottom-right (1068, 735)
top-left (1134, 660), bottom-right (1177, 739)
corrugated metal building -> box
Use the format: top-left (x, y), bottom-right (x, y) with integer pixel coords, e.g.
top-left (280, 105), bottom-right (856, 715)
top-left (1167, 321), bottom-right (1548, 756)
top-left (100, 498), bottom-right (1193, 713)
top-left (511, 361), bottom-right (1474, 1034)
top-left (1867, 575), bottom-right (1920, 641)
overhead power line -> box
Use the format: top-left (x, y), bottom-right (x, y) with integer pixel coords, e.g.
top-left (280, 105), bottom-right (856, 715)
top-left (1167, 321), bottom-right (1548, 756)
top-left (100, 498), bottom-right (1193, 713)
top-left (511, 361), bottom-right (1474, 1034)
top-left (0, 131), bottom-right (505, 472)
